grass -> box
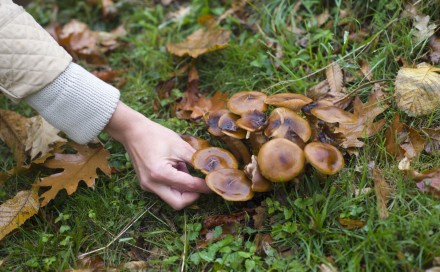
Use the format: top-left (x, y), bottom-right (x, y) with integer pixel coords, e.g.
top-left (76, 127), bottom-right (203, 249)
top-left (1, 0), bottom-right (440, 271)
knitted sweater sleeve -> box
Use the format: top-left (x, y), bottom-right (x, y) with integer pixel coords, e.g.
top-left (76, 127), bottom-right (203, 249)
top-left (25, 62), bottom-right (120, 144)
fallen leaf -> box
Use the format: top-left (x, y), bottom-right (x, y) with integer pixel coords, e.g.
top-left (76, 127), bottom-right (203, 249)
top-left (121, 261), bottom-right (149, 271)
top-left (101, 0), bottom-right (117, 19)
top-left (54, 20), bottom-right (125, 65)
top-left (371, 166), bottom-right (392, 219)
top-left (395, 63), bottom-right (440, 116)
top-left (37, 142), bottom-right (111, 206)
top-left (25, 116), bottom-right (67, 160)
top-left (0, 109), bottom-right (29, 166)
top-left (0, 189), bottom-right (40, 240)
top-left (334, 93), bottom-right (388, 149)
top-left (316, 9), bottom-right (330, 27)
top-left (167, 27), bottom-right (231, 58)
top-left (326, 62), bottom-right (343, 95)
top-left (385, 113), bottom-right (425, 160)
top-left (359, 59), bottom-right (372, 81)
top-left (218, 0), bottom-right (248, 22)
top-left (190, 91), bottom-right (229, 119)
top-left (429, 36), bottom-right (440, 64)
top-left (320, 263), bottom-right (338, 272)
top-left (413, 15), bottom-right (437, 43)
top-left (413, 168), bottom-right (440, 198)
top-left (307, 80), bottom-right (352, 109)
top-left (422, 127), bottom-right (440, 154)
top-left (337, 218), bottom-right (366, 229)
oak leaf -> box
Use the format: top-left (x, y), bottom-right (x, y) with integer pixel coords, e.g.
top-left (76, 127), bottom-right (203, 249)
top-left (25, 116), bottom-right (67, 160)
top-left (385, 114), bottom-right (425, 160)
top-left (334, 93), bottom-right (388, 149)
top-left (395, 63), bottom-right (440, 116)
top-left (413, 15), bottom-right (437, 43)
top-left (0, 109), bottom-right (28, 165)
top-left (37, 143), bottom-right (111, 207)
top-left (167, 27), bottom-right (231, 58)
top-left (0, 189), bottom-right (40, 240)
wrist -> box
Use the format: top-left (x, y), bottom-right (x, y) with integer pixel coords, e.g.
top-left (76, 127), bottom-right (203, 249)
top-left (104, 102), bottom-right (150, 144)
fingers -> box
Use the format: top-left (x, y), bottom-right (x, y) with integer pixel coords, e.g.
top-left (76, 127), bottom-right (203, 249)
top-left (152, 184), bottom-right (201, 210)
top-left (154, 164), bottom-right (212, 193)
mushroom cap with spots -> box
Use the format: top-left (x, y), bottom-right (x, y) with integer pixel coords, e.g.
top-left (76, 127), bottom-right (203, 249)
top-left (227, 91), bottom-right (268, 115)
top-left (192, 147), bottom-right (238, 175)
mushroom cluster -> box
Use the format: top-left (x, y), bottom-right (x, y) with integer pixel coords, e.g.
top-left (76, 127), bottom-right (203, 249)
top-left (183, 91), bottom-right (345, 201)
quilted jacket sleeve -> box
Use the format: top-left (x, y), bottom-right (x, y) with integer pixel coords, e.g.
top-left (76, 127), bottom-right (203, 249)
top-left (0, 0), bottom-right (72, 101)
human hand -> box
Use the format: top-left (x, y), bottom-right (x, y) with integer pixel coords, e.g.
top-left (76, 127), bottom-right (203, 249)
top-left (104, 102), bottom-right (211, 210)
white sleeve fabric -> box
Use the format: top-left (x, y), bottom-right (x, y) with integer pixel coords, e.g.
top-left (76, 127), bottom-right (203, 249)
top-left (25, 62), bottom-right (120, 144)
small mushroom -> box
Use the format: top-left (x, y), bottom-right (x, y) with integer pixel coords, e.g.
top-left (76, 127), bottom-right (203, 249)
top-left (257, 138), bottom-right (305, 182)
top-left (249, 131), bottom-right (268, 154)
top-left (180, 135), bottom-right (210, 150)
top-left (236, 110), bottom-right (267, 132)
top-left (244, 155), bottom-right (272, 192)
top-left (221, 135), bottom-right (252, 165)
top-left (192, 147), bottom-right (238, 174)
top-left (205, 109), bottom-right (229, 136)
top-left (311, 106), bottom-right (357, 124)
top-left (304, 142), bottom-right (344, 175)
top-left (206, 168), bottom-right (255, 201)
top-left (265, 93), bottom-right (313, 111)
top-left (227, 91), bottom-right (268, 115)
top-left (264, 107), bottom-right (311, 143)
top-left (218, 112), bottom-right (246, 139)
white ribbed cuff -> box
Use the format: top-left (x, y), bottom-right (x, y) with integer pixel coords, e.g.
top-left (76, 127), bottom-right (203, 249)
top-left (25, 62), bottom-right (120, 144)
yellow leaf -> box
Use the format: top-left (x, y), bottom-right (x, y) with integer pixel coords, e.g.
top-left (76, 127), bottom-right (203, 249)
top-left (0, 109), bottom-right (28, 166)
top-left (0, 189), bottom-right (40, 240)
top-left (395, 63), bottom-right (440, 116)
top-left (37, 142), bottom-right (111, 207)
top-left (167, 28), bottom-right (231, 58)
top-left (25, 116), bottom-right (67, 160)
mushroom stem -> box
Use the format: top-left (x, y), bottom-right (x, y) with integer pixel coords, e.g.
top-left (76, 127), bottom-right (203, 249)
top-left (221, 136), bottom-right (252, 165)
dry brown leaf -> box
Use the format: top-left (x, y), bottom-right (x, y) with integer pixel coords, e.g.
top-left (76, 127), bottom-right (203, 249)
top-left (385, 114), bottom-right (425, 160)
top-left (413, 168), bottom-right (440, 198)
top-left (37, 142), bottom-right (111, 207)
top-left (359, 59), bottom-right (372, 81)
top-left (337, 218), bottom-right (366, 229)
top-left (0, 109), bottom-right (29, 166)
top-left (429, 36), bottom-right (440, 64)
top-left (25, 116), bottom-right (67, 160)
top-left (372, 166), bottom-right (392, 219)
top-left (395, 63), bottom-right (440, 116)
top-left (413, 15), bottom-right (437, 43)
top-left (0, 189), bottom-right (39, 240)
top-left (54, 20), bottom-right (125, 65)
top-left (101, 0), bottom-right (117, 19)
top-left (190, 91), bottom-right (229, 119)
top-left (167, 27), bottom-right (231, 58)
top-left (422, 127), bottom-right (440, 154)
top-left (326, 62), bottom-right (343, 94)
top-left (334, 93), bottom-right (388, 149)
top-left (307, 80), bottom-right (352, 109)
top-left (316, 9), bottom-right (330, 27)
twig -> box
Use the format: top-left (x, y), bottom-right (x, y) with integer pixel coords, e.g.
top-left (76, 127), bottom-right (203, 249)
top-left (78, 202), bottom-right (156, 259)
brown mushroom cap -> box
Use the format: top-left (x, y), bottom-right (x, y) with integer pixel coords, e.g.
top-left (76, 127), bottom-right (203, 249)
top-left (264, 107), bottom-right (312, 142)
top-left (257, 138), bottom-right (305, 182)
top-left (180, 135), bottom-right (210, 150)
top-left (206, 168), bottom-right (255, 201)
top-left (264, 93), bottom-right (313, 111)
top-left (311, 106), bottom-right (357, 124)
top-left (227, 91), bottom-right (268, 115)
top-left (218, 112), bottom-right (246, 139)
top-left (244, 155), bottom-right (272, 192)
top-left (192, 147), bottom-right (238, 175)
top-left (205, 109), bottom-right (229, 136)
top-left (304, 142), bottom-right (344, 175)
top-left (236, 110), bottom-right (267, 132)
